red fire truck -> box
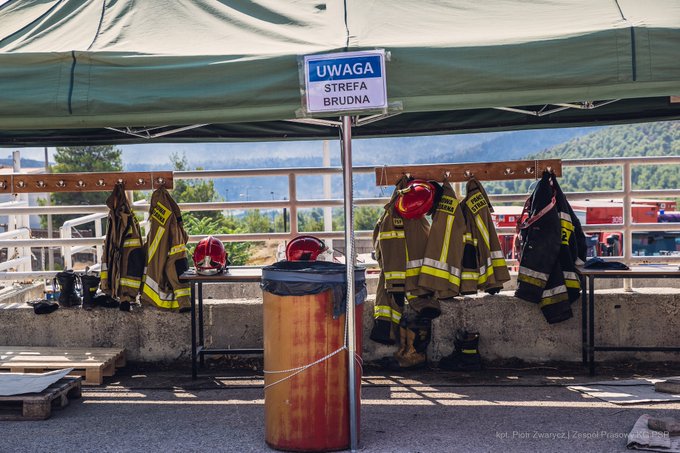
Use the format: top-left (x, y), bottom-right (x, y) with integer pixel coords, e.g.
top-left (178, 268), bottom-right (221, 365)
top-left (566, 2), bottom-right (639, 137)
top-left (492, 199), bottom-right (680, 259)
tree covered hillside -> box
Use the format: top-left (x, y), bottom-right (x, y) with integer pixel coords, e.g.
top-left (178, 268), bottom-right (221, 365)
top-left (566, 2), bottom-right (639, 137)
top-left (490, 120), bottom-right (680, 195)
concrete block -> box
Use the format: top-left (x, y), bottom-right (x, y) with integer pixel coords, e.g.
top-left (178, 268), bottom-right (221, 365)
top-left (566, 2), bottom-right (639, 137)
top-left (1, 283), bottom-right (680, 366)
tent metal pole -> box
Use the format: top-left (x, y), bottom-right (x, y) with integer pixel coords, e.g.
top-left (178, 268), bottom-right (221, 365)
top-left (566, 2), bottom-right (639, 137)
top-left (341, 115), bottom-right (359, 452)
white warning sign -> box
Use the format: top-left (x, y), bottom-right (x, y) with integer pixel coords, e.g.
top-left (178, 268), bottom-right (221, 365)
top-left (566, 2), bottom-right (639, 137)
top-left (303, 50), bottom-right (387, 113)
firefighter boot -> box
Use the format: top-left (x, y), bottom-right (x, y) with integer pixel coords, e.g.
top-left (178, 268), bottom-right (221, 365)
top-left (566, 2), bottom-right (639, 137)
top-left (393, 323), bottom-right (409, 362)
top-left (54, 270), bottom-right (82, 308)
top-left (371, 325), bottom-right (406, 371)
top-left (396, 327), bottom-right (427, 369)
top-left (439, 330), bottom-right (482, 371)
top-left (80, 274), bottom-right (100, 311)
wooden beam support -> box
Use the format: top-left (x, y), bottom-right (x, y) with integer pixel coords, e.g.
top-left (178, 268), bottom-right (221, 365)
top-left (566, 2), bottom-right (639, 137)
top-left (375, 159), bottom-right (562, 186)
top-left (0, 171), bottom-right (173, 194)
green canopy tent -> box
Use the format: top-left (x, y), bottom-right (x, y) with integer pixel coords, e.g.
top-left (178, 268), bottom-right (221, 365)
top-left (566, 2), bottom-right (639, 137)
top-left (2, 1), bottom-right (680, 450)
top-left (0, 0), bottom-right (679, 144)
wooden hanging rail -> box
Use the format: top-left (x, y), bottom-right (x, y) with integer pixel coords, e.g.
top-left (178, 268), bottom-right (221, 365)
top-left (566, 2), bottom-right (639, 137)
top-left (0, 171), bottom-right (173, 194)
top-left (375, 159), bottom-right (562, 186)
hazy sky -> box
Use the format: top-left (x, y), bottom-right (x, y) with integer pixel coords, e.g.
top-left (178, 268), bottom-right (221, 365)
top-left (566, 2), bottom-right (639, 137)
top-left (3, 141), bottom-right (335, 166)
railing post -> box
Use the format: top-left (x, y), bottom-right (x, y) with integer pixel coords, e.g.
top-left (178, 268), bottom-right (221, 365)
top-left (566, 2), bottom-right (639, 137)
top-left (60, 225), bottom-right (72, 270)
top-left (95, 218), bottom-right (103, 264)
top-left (288, 173), bottom-right (298, 236)
top-left (622, 162), bottom-right (633, 292)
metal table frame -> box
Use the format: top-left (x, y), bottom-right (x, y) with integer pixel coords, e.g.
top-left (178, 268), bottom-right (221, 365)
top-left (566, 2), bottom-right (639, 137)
top-left (179, 268), bottom-right (263, 379)
top-left (577, 265), bottom-right (680, 376)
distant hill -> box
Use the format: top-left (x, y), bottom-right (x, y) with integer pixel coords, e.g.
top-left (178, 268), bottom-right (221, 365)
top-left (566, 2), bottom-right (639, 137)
top-left (419, 127), bottom-right (598, 164)
top-left (124, 127), bottom-right (600, 200)
top-left (490, 120), bottom-right (680, 195)
top-left (0, 157), bottom-right (46, 168)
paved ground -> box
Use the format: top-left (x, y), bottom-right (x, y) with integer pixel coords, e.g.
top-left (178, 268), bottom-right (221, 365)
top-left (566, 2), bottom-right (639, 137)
top-left (2, 363), bottom-right (680, 453)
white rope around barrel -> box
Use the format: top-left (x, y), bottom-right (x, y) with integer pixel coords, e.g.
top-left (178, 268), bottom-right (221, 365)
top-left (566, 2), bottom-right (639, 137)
top-left (263, 345), bottom-right (348, 390)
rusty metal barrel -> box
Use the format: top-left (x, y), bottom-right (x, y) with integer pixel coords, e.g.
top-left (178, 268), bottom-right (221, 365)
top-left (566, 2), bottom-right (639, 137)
top-left (261, 261), bottom-right (366, 452)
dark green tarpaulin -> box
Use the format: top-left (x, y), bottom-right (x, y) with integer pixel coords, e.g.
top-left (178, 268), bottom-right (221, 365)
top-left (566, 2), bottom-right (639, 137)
top-left (0, 0), bottom-right (679, 145)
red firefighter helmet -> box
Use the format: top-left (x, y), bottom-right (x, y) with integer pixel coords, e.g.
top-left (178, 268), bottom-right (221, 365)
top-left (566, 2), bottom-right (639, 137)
top-left (286, 235), bottom-right (326, 261)
top-left (395, 179), bottom-right (436, 219)
top-left (193, 236), bottom-right (227, 275)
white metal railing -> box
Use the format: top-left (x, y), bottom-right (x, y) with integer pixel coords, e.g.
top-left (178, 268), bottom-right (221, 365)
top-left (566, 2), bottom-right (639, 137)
top-left (0, 228), bottom-right (31, 272)
top-left (1, 157), bottom-right (680, 280)
top-left (58, 200), bottom-right (149, 270)
top-left (60, 212), bottom-right (104, 270)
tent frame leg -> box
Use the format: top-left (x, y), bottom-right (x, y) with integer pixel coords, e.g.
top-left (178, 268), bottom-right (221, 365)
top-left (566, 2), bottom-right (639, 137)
top-left (340, 115), bottom-right (359, 452)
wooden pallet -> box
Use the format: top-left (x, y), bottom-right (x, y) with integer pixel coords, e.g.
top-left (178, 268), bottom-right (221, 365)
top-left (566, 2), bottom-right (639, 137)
top-left (0, 376), bottom-right (82, 420)
top-left (0, 347), bottom-right (126, 385)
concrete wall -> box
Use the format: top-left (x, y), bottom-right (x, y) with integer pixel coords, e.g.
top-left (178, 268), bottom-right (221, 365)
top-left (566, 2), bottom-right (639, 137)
top-left (2, 278), bottom-right (680, 364)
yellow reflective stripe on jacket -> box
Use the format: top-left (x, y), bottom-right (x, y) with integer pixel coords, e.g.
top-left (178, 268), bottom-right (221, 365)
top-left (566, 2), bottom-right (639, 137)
top-left (564, 279), bottom-right (581, 289)
top-left (539, 293), bottom-right (569, 308)
top-left (440, 214), bottom-right (454, 262)
top-left (405, 259), bottom-right (423, 277)
top-left (462, 271), bottom-right (479, 281)
top-left (474, 214), bottom-right (490, 249)
top-left (100, 271), bottom-right (108, 279)
top-left (518, 266), bottom-right (549, 281)
top-left (147, 226), bottom-right (166, 264)
top-left (142, 284), bottom-right (180, 309)
top-left (123, 238), bottom-right (141, 248)
top-left (384, 271), bottom-right (406, 280)
top-left (478, 265), bottom-right (493, 284)
top-left (462, 233), bottom-right (478, 246)
top-left (374, 305), bottom-right (401, 324)
top-left (168, 244), bottom-right (187, 256)
top-left (518, 273), bottom-right (544, 287)
top-left (120, 277), bottom-right (142, 289)
top-left (420, 265), bottom-right (461, 286)
top-left (492, 258), bottom-right (507, 268)
top-left (379, 231), bottom-right (405, 240)
top-left (462, 349), bottom-right (478, 354)
top-left (174, 287), bottom-right (191, 298)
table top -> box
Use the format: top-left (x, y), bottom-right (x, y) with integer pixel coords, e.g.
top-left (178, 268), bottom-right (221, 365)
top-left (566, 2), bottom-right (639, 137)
top-left (179, 267), bottom-right (262, 283)
top-left (576, 264), bottom-right (680, 278)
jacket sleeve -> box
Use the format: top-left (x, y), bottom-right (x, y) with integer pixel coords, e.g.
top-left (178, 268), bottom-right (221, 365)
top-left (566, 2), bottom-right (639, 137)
top-left (164, 215), bottom-right (191, 309)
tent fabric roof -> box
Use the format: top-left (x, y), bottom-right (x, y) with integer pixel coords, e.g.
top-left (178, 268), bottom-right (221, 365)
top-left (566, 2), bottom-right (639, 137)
top-left (0, 0), bottom-right (679, 144)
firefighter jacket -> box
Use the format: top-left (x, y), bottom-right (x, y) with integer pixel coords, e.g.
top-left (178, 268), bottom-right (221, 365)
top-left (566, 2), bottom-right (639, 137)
top-left (377, 187), bottom-right (433, 297)
top-left (375, 181), bottom-right (407, 293)
top-left (515, 171), bottom-right (586, 323)
top-left (100, 184), bottom-right (144, 302)
top-left (371, 182), bottom-right (406, 342)
top-left (369, 272), bottom-right (404, 345)
top-left (464, 178), bottom-right (511, 293)
top-left (140, 187), bottom-right (191, 310)
top-left (418, 182), bottom-right (467, 299)
top-left (371, 179), bottom-right (438, 344)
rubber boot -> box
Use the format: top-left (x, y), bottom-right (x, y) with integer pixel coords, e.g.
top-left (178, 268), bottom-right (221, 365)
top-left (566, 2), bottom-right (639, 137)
top-left (80, 274), bottom-right (100, 311)
top-left (54, 270), bottom-right (82, 308)
top-left (439, 330), bottom-right (482, 371)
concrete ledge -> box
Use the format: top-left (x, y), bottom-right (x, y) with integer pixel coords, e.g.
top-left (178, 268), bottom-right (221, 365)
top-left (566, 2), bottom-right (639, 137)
top-left (2, 287), bottom-right (680, 365)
